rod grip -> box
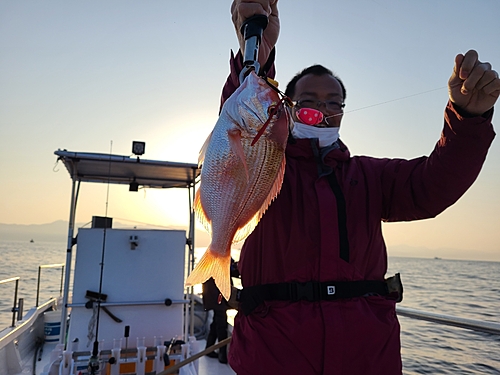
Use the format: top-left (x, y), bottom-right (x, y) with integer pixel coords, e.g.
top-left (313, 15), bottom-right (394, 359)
top-left (240, 14), bottom-right (268, 41)
top-left (240, 14), bottom-right (269, 79)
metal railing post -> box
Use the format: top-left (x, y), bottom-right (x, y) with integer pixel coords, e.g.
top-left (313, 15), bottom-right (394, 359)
top-left (60, 266), bottom-right (65, 295)
top-left (36, 264), bottom-right (65, 307)
top-left (36, 266), bottom-right (42, 307)
top-left (1, 277), bottom-right (21, 327)
top-left (11, 279), bottom-right (19, 327)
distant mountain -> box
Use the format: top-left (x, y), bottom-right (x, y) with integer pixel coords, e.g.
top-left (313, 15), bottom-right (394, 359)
top-left (0, 220), bottom-right (69, 243)
top-left (0, 220), bottom-right (211, 247)
top-left (387, 244), bottom-right (499, 262)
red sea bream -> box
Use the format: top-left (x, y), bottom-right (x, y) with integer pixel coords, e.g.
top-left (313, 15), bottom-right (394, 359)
top-left (185, 71), bottom-right (289, 300)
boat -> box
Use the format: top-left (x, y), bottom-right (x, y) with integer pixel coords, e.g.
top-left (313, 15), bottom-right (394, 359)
top-left (1, 146), bottom-right (499, 375)
top-left (0, 147), bottom-right (236, 375)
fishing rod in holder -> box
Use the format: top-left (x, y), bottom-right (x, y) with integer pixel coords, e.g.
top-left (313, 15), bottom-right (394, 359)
top-left (88, 142), bottom-right (114, 375)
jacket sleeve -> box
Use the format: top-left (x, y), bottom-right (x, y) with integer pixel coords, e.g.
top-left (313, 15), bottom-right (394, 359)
top-left (381, 101), bottom-right (496, 222)
top-left (219, 49), bottom-right (276, 112)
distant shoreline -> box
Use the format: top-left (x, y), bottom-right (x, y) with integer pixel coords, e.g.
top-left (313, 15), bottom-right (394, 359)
top-left (1, 221), bottom-right (498, 262)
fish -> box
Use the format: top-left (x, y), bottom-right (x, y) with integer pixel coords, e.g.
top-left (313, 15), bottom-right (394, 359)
top-left (185, 71), bottom-right (290, 300)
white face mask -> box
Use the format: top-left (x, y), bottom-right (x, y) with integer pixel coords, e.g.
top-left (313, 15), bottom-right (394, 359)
top-left (291, 122), bottom-right (340, 148)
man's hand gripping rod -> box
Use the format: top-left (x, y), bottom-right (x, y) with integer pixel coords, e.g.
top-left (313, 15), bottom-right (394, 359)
top-left (239, 14), bottom-right (268, 84)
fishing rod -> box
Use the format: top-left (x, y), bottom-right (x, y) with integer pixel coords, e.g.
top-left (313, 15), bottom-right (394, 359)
top-left (88, 141), bottom-right (114, 375)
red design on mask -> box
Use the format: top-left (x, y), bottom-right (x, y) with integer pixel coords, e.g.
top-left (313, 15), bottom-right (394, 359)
top-left (296, 108), bottom-right (324, 125)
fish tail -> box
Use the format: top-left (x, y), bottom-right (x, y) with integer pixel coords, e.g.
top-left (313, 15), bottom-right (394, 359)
top-left (185, 249), bottom-right (232, 301)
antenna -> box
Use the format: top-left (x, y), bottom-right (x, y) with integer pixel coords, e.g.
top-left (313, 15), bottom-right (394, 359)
top-left (88, 140), bottom-right (113, 375)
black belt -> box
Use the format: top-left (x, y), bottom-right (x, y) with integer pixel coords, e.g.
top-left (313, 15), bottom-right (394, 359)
top-left (238, 274), bottom-right (403, 315)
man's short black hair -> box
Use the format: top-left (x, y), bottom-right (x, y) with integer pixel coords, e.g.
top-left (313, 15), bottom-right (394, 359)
top-left (285, 64), bottom-right (347, 102)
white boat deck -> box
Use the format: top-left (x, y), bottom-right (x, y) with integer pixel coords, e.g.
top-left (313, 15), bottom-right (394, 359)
top-left (195, 339), bottom-right (236, 375)
top-left (198, 356), bottom-right (236, 375)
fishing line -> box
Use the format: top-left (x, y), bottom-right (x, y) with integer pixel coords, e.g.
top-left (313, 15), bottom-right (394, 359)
top-left (325, 86), bottom-right (447, 120)
top-left (89, 140), bottom-right (113, 374)
top-left (254, 74), bottom-right (449, 141)
top-left (112, 217), bottom-right (175, 229)
top-left (262, 73), bottom-right (447, 125)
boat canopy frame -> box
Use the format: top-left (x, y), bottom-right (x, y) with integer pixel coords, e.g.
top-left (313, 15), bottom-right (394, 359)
top-left (54, 149), bottom-right (201, 345)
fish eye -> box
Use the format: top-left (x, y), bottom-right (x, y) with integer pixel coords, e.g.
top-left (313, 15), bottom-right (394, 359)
top-left (267, 104), bottom-right (282, 118)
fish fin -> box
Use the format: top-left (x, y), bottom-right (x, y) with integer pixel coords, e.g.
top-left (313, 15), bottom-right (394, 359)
top-left (228, 128), bottom-right (249, 182)
top-left (261, 153), bottom-right (286, 217)
top-left (185, 249), bottom-right (232, 300)
top-left (198, 130), bottom-right (213, 167)
top-left (232, 212), bottom-right (260, 243)
top-left (194, 188), bottom-right (212, 235)
top-left (232, 154), bottom-right (286, 243)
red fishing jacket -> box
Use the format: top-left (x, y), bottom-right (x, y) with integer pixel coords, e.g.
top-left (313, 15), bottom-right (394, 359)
top-left (221, 51), bottom-right (495, 375)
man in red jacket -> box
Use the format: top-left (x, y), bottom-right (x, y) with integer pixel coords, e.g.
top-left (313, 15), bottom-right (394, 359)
top-left (225, 1), bottom-right (498, 374)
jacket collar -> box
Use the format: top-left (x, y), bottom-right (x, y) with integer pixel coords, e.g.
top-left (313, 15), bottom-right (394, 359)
top-left (286, 137), bottom-right (351, 167)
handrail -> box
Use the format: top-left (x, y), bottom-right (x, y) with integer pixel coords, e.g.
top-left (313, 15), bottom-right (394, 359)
top-left (36, 263), bottom-right (65, 307)
top-left (396, 306), bottom-right (500, 335)
top-left (67, 299), bottom-right (189, 308)
top-left (0, 298), bottom-right (57, 351)
top-left (0, 277), bottom-right (20, 327)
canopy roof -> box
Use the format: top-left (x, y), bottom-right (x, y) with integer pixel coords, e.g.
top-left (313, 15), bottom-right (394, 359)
top-left (55, 150), bottom-right (200, 189)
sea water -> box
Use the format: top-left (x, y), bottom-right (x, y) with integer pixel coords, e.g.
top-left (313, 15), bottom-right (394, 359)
top-left (1, 239), bottom-right (499, 374)
top-left (0, 240), bottom-right (67, 325)
top-left (387, 257), bottom-right (500, 374)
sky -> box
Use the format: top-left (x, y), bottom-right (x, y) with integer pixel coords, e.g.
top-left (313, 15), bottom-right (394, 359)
top-left (0, 0), bottom-right (499, 261)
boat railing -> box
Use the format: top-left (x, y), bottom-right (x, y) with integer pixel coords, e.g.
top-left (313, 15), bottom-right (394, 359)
top-left (0, 276), bottom-right (22, 327)
top-left (396, 306), bottom-right (500, 335)
top-left (36, 263), bottom-right (64, 307)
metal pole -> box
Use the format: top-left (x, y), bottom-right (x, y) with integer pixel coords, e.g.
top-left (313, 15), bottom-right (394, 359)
top-left (60, 265), bottom-right (65, 296)
top-left (0, 277), bottom-right (20, 327)
top-left (36, 266), bottom-right (42, 307)
top-left (37, 264), bottom-right (65, 308)
top-left (59, 178), bottom-right (79, 346)
top-left (190, 169), bottom-right (197, 273)
top-left (189, 170), bottom-right (197, 338)
top-left (11, 279), bottom-right (19, 327)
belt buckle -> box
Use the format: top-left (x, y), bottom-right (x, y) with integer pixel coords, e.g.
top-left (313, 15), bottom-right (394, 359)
top-left (386, 273), bottom-right (403, 303)
top-left (291, 282), bottom-right (316, 302)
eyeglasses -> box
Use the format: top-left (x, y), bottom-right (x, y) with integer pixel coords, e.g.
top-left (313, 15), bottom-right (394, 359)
top-left (294, 99), bottom-right (345, 112)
